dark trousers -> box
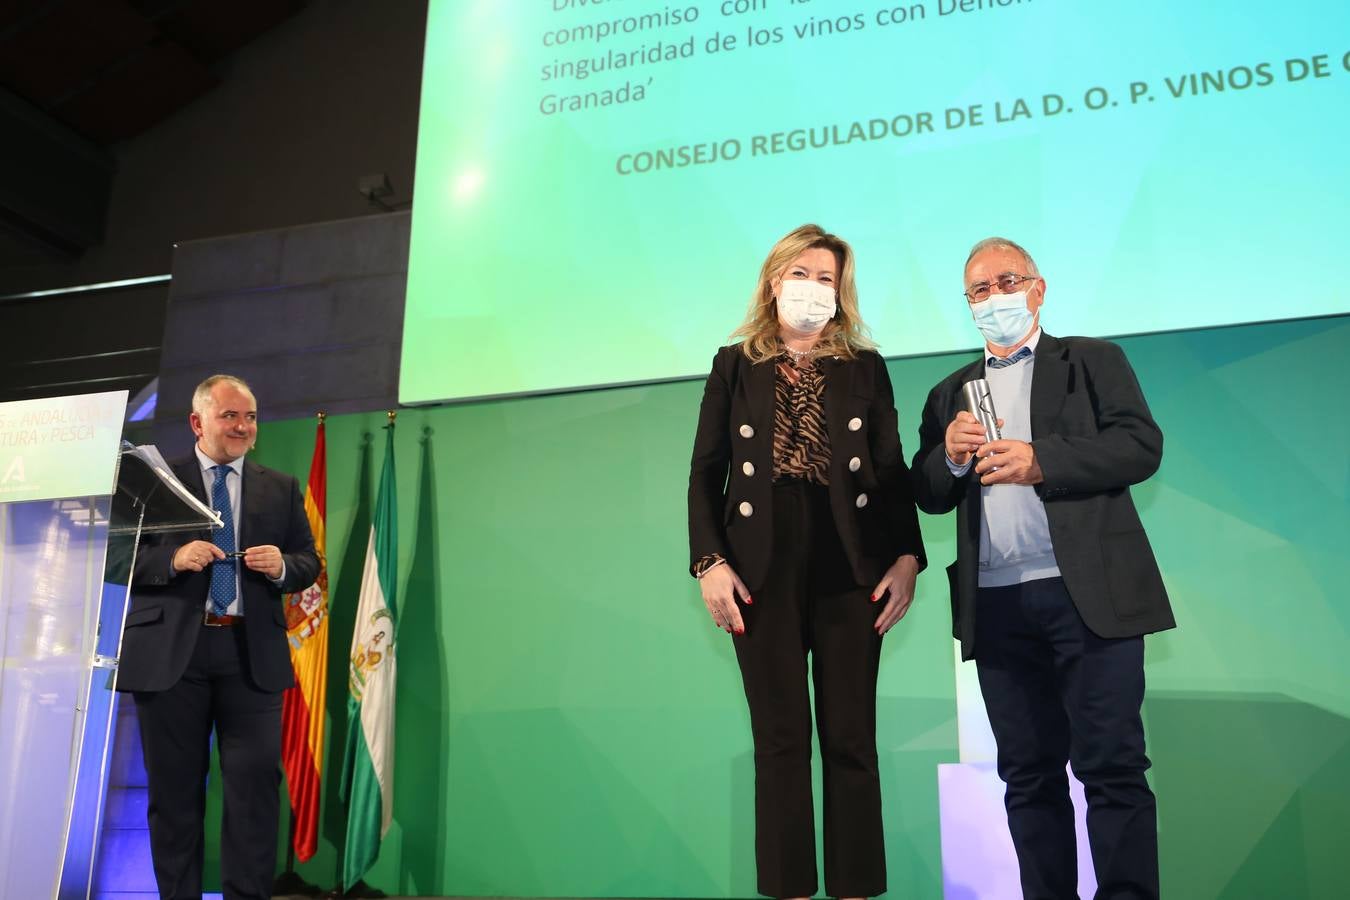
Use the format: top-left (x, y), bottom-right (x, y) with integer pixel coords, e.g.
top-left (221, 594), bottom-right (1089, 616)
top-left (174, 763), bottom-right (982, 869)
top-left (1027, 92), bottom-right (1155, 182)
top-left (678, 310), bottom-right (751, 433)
top-left (975, 577), bottom-right (1159, 900)
top-left (733, 480), bottom-right (886, 898)
top-left (134, 622), bottom-right (284, 900)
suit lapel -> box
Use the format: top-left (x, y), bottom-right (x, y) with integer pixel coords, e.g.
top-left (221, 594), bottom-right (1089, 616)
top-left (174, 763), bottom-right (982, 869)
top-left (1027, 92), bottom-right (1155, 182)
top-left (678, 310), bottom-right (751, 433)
top-left (240, 460), bottom-right (265, 550)
top-left (1030, 332), bottom-right (1069, 432)
top-left (744, 354), bottom-right (776, 435)
top-left (174, 456), bottom-right (207, 504)
top-left (173, 456), bottom-right (212, 541)
top-left (953, 356), bottom-right (986, 540)
top-left (952, 358), bottom-right (983, 419)
top-left (820, 354), bottom-right (853, 442)
top-left (960, 357), bottom-right (983, 387)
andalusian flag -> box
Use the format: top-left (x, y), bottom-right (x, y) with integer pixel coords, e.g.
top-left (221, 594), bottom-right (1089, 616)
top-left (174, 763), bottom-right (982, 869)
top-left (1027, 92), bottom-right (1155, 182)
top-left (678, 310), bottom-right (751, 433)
top-left (280, 415), bottom-right (328, 862)
top-left (340, 420), bottom-right (398, 889)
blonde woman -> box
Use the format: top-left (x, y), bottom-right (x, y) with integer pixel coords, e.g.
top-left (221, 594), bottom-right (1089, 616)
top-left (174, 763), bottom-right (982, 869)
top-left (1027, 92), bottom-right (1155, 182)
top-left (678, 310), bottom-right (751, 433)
top-left (687, 224), bottom-right (926, 899)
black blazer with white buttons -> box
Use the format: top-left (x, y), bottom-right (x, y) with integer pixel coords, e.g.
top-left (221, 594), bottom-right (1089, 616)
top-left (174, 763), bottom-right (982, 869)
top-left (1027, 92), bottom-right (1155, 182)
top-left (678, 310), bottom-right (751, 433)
top-left (912, 333), bottom-right (1175, 660)
top-left (688, 345), bottom-right (926, 592)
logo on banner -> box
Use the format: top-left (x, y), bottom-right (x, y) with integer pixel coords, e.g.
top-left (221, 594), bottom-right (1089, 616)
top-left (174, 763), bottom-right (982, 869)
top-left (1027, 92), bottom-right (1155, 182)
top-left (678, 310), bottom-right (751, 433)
top-left (1, 456), bottom-right (25, 487)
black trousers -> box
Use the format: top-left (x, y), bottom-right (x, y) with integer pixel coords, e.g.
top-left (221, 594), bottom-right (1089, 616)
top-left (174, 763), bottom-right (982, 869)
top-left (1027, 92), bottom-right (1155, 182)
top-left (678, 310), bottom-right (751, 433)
top-left (733, 480), bottom-right (886, 899)
top-left (134, 622), bottom-right (284, 900)
top-left (975, 577), bottom-right (1159, 900)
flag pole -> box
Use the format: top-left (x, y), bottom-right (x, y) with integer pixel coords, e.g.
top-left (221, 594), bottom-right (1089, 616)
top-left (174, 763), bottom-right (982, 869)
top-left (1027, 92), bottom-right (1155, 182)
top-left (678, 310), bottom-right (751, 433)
top-left (338, 411), bottom-right (400, 895)
top-left (274, 410), bottom-right (329, 898)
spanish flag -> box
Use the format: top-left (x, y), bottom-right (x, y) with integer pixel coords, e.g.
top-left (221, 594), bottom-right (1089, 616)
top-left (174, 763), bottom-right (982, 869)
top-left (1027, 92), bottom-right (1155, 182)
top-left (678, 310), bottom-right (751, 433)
top-left (280, 415), bottom-right (329, 861)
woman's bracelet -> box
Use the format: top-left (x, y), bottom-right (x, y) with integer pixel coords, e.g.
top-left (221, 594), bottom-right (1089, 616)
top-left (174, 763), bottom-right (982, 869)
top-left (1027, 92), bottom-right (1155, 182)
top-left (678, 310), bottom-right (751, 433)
top-left (692, 554), bottom-right (727, 579)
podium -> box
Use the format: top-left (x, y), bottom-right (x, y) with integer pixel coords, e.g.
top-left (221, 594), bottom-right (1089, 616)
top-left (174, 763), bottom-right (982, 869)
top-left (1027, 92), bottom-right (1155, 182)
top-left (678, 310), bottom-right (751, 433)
top-left (0, 391), bottom-right (219, 899)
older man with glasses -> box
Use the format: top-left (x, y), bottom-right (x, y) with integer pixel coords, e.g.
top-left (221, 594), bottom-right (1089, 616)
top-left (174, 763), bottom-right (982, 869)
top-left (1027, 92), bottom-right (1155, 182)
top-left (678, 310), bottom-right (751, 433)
top-left (912, 237), bottom-right (1175, 899)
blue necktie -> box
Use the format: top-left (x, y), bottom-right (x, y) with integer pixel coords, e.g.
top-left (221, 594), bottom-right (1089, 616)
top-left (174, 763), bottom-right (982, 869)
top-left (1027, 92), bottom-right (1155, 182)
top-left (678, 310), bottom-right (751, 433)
top-left (988, 346), bottom-right (1033, 369)
top-left (209, 464), bottom-right (237, 615)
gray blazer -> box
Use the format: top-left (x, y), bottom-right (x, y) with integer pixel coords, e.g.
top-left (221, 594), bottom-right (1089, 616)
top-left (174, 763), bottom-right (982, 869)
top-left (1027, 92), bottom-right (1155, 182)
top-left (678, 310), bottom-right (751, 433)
top-left (913, 333), bottom-right (1175, 660)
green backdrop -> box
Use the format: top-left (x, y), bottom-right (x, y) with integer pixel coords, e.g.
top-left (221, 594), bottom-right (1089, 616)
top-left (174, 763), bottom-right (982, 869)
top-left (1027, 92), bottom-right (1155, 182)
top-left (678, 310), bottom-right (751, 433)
top-left (209, 313), bottom-right (1349, 897)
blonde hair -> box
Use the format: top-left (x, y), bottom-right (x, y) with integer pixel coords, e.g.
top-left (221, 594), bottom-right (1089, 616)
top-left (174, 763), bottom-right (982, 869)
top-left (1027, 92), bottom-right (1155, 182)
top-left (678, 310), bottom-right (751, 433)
top-left (730, 224), bottom-right (876, 363)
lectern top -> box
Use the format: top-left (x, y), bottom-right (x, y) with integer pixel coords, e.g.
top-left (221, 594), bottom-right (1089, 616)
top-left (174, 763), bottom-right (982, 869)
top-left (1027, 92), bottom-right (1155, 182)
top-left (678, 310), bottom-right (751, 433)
top-left (111, 445), bottom-right (221, 535)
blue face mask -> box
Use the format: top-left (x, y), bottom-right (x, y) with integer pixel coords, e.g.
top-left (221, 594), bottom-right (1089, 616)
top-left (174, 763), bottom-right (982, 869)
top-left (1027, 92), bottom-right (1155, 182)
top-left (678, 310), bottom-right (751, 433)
top-left (970, 290), bottom-right (1035, 347)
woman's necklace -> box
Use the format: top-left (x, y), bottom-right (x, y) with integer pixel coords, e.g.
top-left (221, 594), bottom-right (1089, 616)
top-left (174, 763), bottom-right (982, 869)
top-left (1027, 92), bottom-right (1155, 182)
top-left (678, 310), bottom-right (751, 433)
top-left (783, 344), bottom-right (815, 364)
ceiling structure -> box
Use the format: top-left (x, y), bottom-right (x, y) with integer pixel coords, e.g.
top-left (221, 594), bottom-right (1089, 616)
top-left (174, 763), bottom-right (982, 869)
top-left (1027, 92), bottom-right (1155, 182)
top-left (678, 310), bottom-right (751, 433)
top-left (0, 0), bottom-right (305, 405)
top-left (0, 0), bottom-right (303, 146)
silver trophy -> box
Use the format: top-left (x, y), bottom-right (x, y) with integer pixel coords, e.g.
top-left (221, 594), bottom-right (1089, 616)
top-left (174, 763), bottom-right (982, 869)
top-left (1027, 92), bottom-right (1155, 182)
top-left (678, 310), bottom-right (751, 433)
top-left (962, 378), bottom-right (1001, 443)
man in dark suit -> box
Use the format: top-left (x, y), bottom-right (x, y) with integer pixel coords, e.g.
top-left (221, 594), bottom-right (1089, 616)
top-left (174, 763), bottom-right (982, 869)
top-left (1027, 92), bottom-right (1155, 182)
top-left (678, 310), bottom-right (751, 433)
top-left (119, 374), bottom-right (319, 900)
top-left (913, 238), bottom-right (1175, 899)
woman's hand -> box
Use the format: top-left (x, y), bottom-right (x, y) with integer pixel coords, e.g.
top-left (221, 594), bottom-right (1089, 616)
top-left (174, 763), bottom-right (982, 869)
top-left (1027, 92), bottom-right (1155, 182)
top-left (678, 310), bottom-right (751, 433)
top-left (870, 554), bottom-right (920, 635)
top-left (699, 563), bottom-right (752, 635)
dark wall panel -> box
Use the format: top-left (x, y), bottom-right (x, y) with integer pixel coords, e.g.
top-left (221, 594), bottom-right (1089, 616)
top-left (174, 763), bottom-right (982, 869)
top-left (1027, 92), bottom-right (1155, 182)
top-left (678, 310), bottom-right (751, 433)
top-left (154, 211), bottom-right (408, 456)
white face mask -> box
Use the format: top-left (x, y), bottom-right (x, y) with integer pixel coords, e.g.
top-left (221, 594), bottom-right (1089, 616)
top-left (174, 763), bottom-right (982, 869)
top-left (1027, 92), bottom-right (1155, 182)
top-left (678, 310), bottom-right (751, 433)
top-left (970, 290), bottom-right (1036, 347)
top-left (776, 279), bottom-right (837, 333)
